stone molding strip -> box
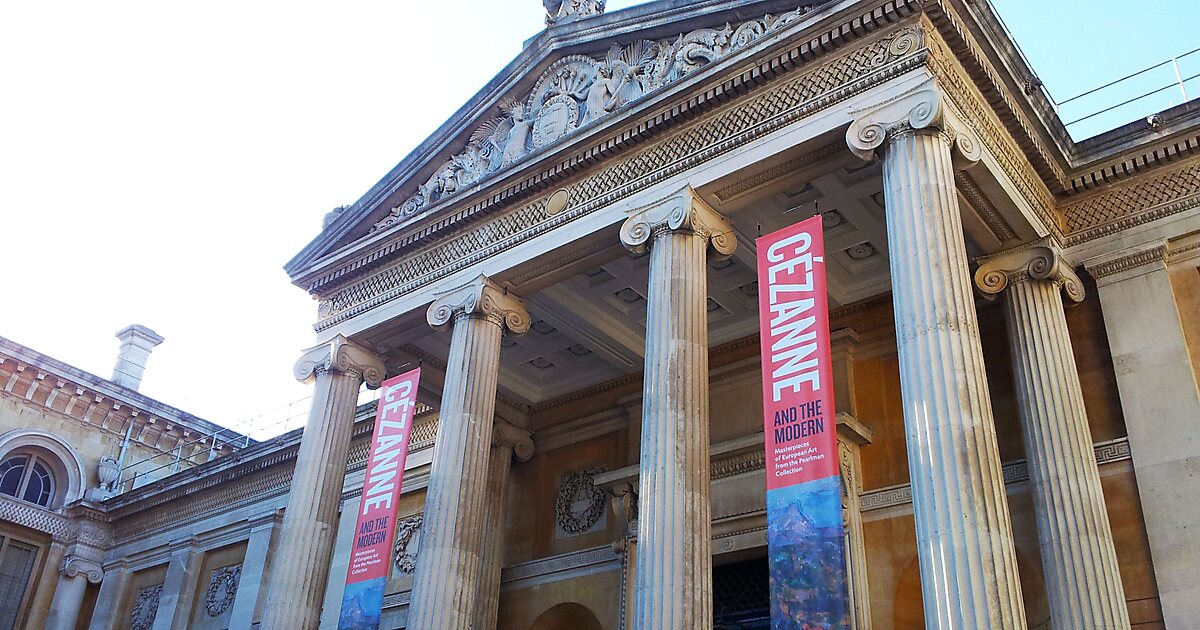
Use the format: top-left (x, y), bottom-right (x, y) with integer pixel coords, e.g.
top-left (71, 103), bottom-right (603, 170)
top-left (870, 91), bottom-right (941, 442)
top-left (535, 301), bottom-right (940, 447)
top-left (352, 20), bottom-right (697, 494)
top-left (1086, 246), bottom-right (1168, 280)
top-left (500, 545), bottom-right (619, 587)
top-left (0, 493), bottom-right (71, 541)
top-left (859, 437), bottom-right (1132, 512)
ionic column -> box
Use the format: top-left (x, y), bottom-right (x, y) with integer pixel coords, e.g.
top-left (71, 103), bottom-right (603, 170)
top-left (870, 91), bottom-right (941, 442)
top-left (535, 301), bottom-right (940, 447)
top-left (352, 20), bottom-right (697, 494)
top-left (407, 275), bottom-right (530, 630)
top-left (260, 335), bottom-right (385, 630)
top-left (228, 510), bottom-right (281, 630)
top-left (619, 187), bottom-right (735, 630)
top-left (976, 242), bottom-right (1130, 629)
top-left (45, 555), bottom-right (103, 630)
top-left (847, 87), bottom-right (1027, 629)
top-left (474, 419), bottom-right (534, 628)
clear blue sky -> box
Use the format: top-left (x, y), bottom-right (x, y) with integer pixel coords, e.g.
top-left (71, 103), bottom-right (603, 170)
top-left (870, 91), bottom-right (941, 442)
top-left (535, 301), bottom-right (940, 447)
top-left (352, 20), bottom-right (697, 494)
top-left (0, 0), bottom-right (1195, 436)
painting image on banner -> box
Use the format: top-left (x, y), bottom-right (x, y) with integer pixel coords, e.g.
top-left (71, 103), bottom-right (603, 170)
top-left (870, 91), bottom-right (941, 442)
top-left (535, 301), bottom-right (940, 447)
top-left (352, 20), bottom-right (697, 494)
top-left (757, 215), bottom-right (849, 629)
top-left (338, 368), bottom-right (421, 630)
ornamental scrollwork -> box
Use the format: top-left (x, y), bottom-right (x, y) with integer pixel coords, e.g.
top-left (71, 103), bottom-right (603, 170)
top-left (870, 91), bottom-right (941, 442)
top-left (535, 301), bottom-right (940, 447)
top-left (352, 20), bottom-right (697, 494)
top-left (373, 6), bottom-right (815, 231)
top-left (392, 513), bottom-right (423, 575)
top-left (131, 583), bottom-right (163, 630)
top-left (204, 564), bottom-right (242, 618)
top-left (555, 466), bottom-right (607, 535)
top-left (544, 0), bottom-right (604, 25)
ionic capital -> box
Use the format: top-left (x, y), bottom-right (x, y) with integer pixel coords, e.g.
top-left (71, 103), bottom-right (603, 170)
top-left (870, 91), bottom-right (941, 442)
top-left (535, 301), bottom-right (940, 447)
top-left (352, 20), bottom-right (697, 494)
top-left (974, 240), bottom-right (1085, 303)
top-left (493, 419), bottom-right (534, 462)
top-left (846, 87), bottom-right (981, 167)
top-left (61, 555), bottom-right (104, 584)
top-left (619, 186), bottom-right (736, 259)
top-left (427, 274), bottom-right (531, 335)
top-left (293, 334), bottom-right (386, 387)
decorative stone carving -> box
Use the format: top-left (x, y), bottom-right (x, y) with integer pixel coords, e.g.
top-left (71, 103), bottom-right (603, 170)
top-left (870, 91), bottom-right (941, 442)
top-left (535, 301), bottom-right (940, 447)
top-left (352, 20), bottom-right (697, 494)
top-left (204, 564), bottom-right (241, 617)
top-left (130, 583), bottom-right (163, 630)
top-left (975, 239), bottom-right (1085, 303)
top-left (427, 275), bottom-right (532, 334)
top-left (544, 0), bottom-right (604, 25)
top-left (493, 419), bottom-right (534, 462)
top-left (555, 466), bottom-right (607, 535)
top-left (292, 333), bottom-right (386, 387)
top-left (619, 186), bottom-right (736, 258)
top-left (61, 555), bottom-right (103, 584)
top-left (373, 6), bottom-right (815, 231)
top-left (846, 86), bottom-right (981, 168)
top-left (392, 514), bottom-right (423, 575)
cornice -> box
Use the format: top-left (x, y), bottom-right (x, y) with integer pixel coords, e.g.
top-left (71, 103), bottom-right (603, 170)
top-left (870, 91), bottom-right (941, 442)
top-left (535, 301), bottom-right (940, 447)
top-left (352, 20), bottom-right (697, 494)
top-left (291, 0), bottom-right (921, 298)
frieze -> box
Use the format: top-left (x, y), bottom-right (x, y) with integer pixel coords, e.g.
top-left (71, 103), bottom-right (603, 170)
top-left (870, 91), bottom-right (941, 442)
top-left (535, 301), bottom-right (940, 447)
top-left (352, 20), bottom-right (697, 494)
top-left (205, 564), bottom-right (241, 618)
top-left (500, 544), bottom-right (617, 584)
top-left (1062, 160), bottom-right (1200, 235)
top-left (371, 7), bottom-right (817, 232)
top-left (317, 25), bottom-right (928, 330)
top-left (0, 493), bottom-right (71, 541)
top-left (859, 437), bottom-right (1132, 512)
top-left (1086, 246), bottom-right (1168, 280)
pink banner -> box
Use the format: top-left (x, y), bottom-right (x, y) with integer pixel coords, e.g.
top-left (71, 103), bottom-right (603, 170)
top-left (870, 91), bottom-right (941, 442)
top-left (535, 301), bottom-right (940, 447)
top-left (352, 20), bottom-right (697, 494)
top-left (338, 368), bottom-right (420, 630)
top-left (757, 215), bottom-right (849, 628)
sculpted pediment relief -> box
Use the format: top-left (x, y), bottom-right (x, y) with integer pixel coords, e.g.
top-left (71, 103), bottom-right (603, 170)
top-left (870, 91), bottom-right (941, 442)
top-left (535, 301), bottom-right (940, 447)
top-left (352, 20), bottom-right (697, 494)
top-left (371, 5), bottom-right (816, 233)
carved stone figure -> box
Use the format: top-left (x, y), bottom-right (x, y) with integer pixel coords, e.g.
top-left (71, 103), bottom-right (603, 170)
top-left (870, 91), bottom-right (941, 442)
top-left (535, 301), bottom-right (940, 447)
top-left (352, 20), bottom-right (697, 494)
top-left (544, 0), bottom-right (605, 25)
top-left (375, 6), bottom-right (815, 232)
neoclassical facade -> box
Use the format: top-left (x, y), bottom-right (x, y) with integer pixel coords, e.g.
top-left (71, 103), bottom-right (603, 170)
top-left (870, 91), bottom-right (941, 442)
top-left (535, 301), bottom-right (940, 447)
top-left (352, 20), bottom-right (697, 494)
top-left (7, 0), bottom-right (1200, 629)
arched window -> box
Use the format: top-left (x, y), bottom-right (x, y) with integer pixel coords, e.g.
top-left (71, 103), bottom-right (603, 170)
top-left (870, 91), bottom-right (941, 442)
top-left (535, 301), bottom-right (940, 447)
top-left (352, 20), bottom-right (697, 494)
top-left (0, 453), bottom-right (56, 508)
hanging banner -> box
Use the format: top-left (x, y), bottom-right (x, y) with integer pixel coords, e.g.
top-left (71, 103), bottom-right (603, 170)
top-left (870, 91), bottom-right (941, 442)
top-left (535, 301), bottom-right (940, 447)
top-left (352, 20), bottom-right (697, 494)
top-left (756, 216), bottom-right (849, 629)
top-left (338, 368), bottom-right (421, 630)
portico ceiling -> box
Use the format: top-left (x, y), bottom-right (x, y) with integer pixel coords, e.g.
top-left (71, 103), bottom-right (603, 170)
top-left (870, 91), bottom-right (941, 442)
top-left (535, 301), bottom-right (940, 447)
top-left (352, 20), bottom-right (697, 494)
top-left (390, 139), bottom-right (909, 406)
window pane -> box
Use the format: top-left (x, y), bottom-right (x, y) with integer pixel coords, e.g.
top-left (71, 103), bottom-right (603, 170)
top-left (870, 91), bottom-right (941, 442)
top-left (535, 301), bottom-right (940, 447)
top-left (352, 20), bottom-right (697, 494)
top-left (0, 457), bottom-right (28, 498)
top-left (0, 541), bottom-right (38, 630)
top-left (23, 462), bottom-right (51, 507)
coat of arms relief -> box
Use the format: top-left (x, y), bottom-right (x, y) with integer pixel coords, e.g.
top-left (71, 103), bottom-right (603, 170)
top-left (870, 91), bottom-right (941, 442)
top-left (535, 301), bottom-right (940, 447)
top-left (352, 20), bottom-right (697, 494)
top-left (374, 6), bottom-right (816, 231)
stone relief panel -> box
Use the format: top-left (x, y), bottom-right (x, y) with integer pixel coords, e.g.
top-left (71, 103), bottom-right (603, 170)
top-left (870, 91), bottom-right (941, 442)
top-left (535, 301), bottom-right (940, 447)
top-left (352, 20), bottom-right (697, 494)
top-left (544, 0), bottom-right (604, 25)
top-left (130, 583), bottom-right (163, 630)
top-left (555, 466), bottom-right (608, 537)
top-left (392, 513), bottom-right (423, 575)
top-left (204, 564), bottom-right (242, 618)
top-left (373, 6), bottom-right (815, 231)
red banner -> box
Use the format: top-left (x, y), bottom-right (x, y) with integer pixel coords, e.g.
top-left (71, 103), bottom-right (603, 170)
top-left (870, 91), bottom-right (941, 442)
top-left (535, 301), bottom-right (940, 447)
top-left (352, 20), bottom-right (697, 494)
top-left (757, 215), bottom-right (848, 628)
top-left (338, 368), bottom-right (420, 630)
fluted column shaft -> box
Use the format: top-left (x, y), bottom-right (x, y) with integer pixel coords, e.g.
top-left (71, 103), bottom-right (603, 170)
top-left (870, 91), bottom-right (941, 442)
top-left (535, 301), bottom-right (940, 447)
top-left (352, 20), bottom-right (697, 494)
top-left (635, 228), bottom-right (712, 630)
top-left (261, 335), bottom-right (383, 630)
top-left (620, 188), bottom-right (733, 630)
top-left (848, 87), bottom-right (1028, 629)
top-left (409, 275), bottom-right (529, 630)
top-left (979, 253), bottom-right (1130, 629)
top-left (475, 442), bottom-right (514, 629)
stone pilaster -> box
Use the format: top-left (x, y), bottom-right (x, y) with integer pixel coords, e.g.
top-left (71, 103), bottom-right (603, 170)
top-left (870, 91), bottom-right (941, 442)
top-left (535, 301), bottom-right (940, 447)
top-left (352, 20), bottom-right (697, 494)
top-left (1086, 241), bottom-right (1200, 626)
top-left (260, 335), bottom-right (385, 630)
top-left (620, 186), bottom-right (734, 630)
top-left (831, 329), bottom-right (873, 630)
top-left (228, 510), bottom-right (281, 630)
top-left (407, 275), bottom-right (530, 630)
top-left (847, 86), bottom-right (1027, 629)
top-left (474, 419), bottom-right (534, 629)
top-left (86, 563), bottom-right (130, 630)
top-left (151, 542), bottom-right (201, 630)
top-left (976, 241), bottom-right (1131, 629)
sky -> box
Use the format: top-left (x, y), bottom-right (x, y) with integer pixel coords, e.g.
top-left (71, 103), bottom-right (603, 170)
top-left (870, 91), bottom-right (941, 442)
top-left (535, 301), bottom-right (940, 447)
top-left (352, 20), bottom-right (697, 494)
top-left (1, 0), bottom-right (1196, 437)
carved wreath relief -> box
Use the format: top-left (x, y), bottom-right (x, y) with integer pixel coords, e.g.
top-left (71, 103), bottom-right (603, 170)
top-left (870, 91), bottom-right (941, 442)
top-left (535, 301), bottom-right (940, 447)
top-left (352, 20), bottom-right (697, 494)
top-left (204, 564), bottom-right (242, 618)
top-left (130, 583), bottom-right (163, 630)
top-left (392, 513), bottom-right (423, 575)
top-left (555, 466), bottom-right (607, 535)
top-left (375, 6), bottom-right (815, 230)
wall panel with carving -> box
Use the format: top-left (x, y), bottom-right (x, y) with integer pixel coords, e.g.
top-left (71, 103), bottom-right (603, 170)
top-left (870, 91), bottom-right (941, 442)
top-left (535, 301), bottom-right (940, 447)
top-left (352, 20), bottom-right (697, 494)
top-left (187, 542), bottom-right (247, 630)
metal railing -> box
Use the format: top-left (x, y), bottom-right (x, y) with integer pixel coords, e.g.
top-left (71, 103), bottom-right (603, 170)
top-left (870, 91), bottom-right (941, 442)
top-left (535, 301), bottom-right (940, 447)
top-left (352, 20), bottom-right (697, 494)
top-left (113, 387), bottom-right (381, 493)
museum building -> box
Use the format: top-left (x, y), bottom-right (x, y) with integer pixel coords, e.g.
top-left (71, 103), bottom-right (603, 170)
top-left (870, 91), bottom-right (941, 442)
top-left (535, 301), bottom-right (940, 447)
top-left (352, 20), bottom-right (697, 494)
top-left (2, 0), bottom-right (1200, 628)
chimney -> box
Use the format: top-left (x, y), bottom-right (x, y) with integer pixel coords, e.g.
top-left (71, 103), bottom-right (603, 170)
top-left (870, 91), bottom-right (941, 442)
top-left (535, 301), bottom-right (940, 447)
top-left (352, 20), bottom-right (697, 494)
top-left (111, 325), bottom-right (164, 391)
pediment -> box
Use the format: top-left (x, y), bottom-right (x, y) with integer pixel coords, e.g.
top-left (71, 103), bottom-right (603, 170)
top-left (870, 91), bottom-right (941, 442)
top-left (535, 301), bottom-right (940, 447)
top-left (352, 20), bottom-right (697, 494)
top-left (286, 0), bottom-right (827, 281)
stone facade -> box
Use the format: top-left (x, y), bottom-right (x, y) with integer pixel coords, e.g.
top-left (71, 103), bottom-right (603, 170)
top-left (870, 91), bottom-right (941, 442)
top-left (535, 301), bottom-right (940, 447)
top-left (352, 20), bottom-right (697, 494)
top-left (5, 1), bottom-right (1200, 629)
